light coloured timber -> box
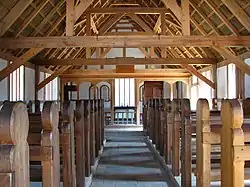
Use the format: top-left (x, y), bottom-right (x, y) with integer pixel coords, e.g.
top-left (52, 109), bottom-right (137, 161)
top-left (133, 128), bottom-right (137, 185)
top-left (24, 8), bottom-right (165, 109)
top-left (221, 0), bottom-right (250, 33)
top-left (66, 0), bottom-right (75, 36)
top-left (75, 0), bottom-right (95, 21)
top-left (2, 35), bottom-right (250, 49)
top-left (34, 57), bottom-right (216, 66)
top-left (217, 51), bottom-right (250, 68)
top-left (85, 7), bottom-right (170, 14)
top-left (0, 48), bottom-right (43, 81)
top-left (214, 47), bottom-right (250, 75)
top-left (0, 0), bottom-right (33, 36)
top-left (37, 66), bottom-right (71, 90)
top-left (0, 51), bottom-right (53, 73)
top-left (60, 69), bottom-right (191, 79)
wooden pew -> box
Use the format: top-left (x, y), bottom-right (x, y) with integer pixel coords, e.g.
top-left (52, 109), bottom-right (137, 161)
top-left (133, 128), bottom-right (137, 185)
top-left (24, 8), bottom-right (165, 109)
top-left (195, 99), bottom-right (250, 187)
top-left (0, 102), bottom-right (30, 187)
top-left (28, 101), bottom-right (60, 187)
top-left (220, 99), bottom-right (250, 187)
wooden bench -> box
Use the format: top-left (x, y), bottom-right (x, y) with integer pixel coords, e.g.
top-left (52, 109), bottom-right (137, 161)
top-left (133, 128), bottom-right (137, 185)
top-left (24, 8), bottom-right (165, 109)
top-left (0, 101), bottom-right (30, 187)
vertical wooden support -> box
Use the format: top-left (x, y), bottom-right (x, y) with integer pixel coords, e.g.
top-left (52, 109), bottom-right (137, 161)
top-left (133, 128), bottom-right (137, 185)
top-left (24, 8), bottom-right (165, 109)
top-left (164, 99), bottom-right (172, 164)
top-left (100, 99), bottom-right (105, 146)
top-left (143, 100), bottom-right (148, 133)
top-left (135, 79), bottom-right (140, 125)
top-left (86, 13), bottom-right (91, 64)
top-left (161, 12), bottom-right (166, 60)
top-left (181, 99), bottom-right (191, 187)
top-left (236, 67), bottom-right (245, 99)
top-left (84, 100), bottom-right (91, 177)
top-left (148, 99), bottom-right (152, 139)
top-left (60, 80), bottom-right (65, 103)
top-left (196, 99), bottom-right (210, 187)
top-left (172, 99), bottom-right (181, 176)
top-left (170, 83), bottom-right (174, 100)
top-left (155, 99), bottom-right (160, 150)
top-left (61, 101), bottom-right (76, 187)
top-left (110, 80), bottom-right (115, 125)
top-left (221, 99), bottom-right (244, 187)
top-left (89, 100), bottom-right (96, 165)
top-left (35, 65), bottom-right (40, 101)
top-left (75, 101), bottom-right (85, 187)
top-left (151, 99), bottom-right (156, 144)
top-left (0, 102), bottom-right (30, 187)
top-left (95, 100), bottom-right (100, 157)
top-left (212, 64), bottom-right (217, 99)
top-left (159, 99), bottom-right (165, 156)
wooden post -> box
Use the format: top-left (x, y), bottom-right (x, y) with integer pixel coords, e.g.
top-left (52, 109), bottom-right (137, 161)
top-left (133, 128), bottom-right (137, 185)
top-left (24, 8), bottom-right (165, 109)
top-left (221, 99), bottom-right (244, 187)
top-left (100, 99), bottom-right (105, 146)
top-left (181, 99), bottom-right (191, 187)
top-left (155, 99), bottom-right (160, 150)
top-left (89, 100), bottom-right (94, 164)
top-left (84, 100), bottom-right (91, 177)
top-left (0, 102), bottom-right (30, 187)
top-left (159, 99), bottom-right (165, 156)
top-left (172, 99), bottom-right (181, 176)
top-left (164, 99), bottom-right (172, 164)
top-left (212, 64), bottom-right (217, 99)
top-left (135, 79), bottom-right (140, 125)
top-left (75, 101), bottom-right (85, 187)
top-left (110, 80), bottom-right (115, 125)
top-left (35, 65), bottom-right (40, 101)
top-left (61, 101), bottom-right (76, 187)
top-left (196, 99), bottom-right (210, 187)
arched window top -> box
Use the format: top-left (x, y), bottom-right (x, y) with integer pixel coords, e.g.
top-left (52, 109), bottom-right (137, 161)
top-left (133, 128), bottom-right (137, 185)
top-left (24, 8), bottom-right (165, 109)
top-left (100, 85), bottom-right (110, 102)
top-left (89, 85), bottom-right (99, 99)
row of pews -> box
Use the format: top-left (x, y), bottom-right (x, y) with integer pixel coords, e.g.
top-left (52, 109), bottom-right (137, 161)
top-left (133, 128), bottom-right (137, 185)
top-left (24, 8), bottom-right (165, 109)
top-left (143, 98), bottom-right (250, 187)
top-left (0, 99), bottom-right (105, 187)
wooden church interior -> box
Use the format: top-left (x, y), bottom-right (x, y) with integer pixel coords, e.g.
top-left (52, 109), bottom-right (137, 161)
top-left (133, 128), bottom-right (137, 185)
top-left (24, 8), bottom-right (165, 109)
top-left (1, 0), bottom-right (250, 186)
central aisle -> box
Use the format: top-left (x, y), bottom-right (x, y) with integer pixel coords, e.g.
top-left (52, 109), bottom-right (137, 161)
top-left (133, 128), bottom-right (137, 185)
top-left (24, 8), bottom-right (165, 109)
top-left (91, 129), bottom-right (178, 187)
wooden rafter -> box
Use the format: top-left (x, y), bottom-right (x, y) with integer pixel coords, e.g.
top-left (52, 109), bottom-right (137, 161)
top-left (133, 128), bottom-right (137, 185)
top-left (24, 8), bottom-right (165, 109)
top-left (0, 0), bottom-right (33, 36)
top-left (182, 64), bottom-right (215, 89)
top-left (75, 0), bottom-right (95, 21)
top-left (0, 48), bottom-right (43, 81)
top-left (214, 47), bottom-right (250, 75)
top-left (221, 0), bottom-right (250, 33)
top-left (37, 66), bottom-right (71, 90)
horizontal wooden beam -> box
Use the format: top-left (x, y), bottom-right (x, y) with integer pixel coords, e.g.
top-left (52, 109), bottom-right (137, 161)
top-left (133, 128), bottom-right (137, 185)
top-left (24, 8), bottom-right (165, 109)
top-left (2, 35), bottom-right (250, 49)
top-left (34, 57), bottom-right (216, 66)
top-left (85, 7), bottom-right (170, 14)
top-left (60, 69), bottom-right (191, 79)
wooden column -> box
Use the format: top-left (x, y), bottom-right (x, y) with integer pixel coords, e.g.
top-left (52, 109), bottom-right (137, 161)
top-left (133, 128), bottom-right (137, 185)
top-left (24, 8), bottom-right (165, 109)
top-left (236, 67), bottom-right (245, 99)
top-left (161, 12), bottom-right (166, 69)
top-left (110, 79), bottom-right (115, 125)
top-left (212, 65), bottom-right (217, 98)
top-left (135, 79), bottom-right (140, 125)
top-left (86, 13), bottom-right (91, 69)
top-left (77, 83), bottom-right (80, 99)
top-left (35, 65), bottom-right (40, 101)
top-left (60, 80), bottom-right (65, 104)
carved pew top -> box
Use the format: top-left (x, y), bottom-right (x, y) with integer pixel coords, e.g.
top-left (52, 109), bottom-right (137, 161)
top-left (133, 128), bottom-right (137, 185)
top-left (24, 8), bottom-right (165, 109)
top-left (0, 102), bottom-right (30, 187)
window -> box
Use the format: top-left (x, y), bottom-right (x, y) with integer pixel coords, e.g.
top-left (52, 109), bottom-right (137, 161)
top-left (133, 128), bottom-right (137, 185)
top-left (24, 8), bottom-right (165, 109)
top-left (100, 85), bottom-right (110, 101)
top-left (89, 85), bottom-right (99, 99)
top-left (10, 65), bottom-right (24, 101)
top-left (115, 78), bottom-right (135, 106)
top-left (44, 74), bottom-right (58, 101)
